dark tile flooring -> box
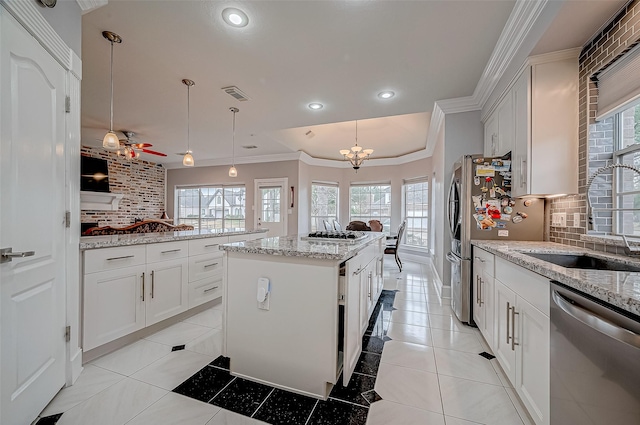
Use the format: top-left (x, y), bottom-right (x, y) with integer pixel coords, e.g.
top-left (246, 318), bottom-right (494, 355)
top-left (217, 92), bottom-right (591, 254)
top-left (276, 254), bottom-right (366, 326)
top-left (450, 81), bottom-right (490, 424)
top-left (34, 290), bottom-right (396, 425)
top-left (172, 289), bottom-right (397, 425)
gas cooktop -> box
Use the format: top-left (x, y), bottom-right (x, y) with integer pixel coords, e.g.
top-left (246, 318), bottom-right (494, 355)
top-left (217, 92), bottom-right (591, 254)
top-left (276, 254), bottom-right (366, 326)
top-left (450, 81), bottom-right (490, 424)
top-left (302, 231), bottom-right (367, 242)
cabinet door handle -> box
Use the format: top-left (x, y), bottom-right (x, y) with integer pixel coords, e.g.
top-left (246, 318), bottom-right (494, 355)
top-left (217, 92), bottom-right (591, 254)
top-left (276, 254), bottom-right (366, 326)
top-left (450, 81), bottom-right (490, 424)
top-left (204, 244), bottom-right (219, 248)
top-left (511, 306), bottom-right (519, 351)
top-left (476, 276), bottom-right (481, 304)
top-left (141, 272), bottom-right (145, 302)
top-left (353, 266), bottom-right (364, 276)
top-left (161, 249), bottom-right (181, 254)
top-left (106, 255), bottom-right (134, 261)
top-left (203, 262), bottom-right (219, 269)
top-left (203, 286), bottom-right (219, 293)
top-left (506, 301), bottom-right (512, 344)
top-left (479, 278), bottom-right (483, 306)
top-left (151, 270), bottom-right (155, 299)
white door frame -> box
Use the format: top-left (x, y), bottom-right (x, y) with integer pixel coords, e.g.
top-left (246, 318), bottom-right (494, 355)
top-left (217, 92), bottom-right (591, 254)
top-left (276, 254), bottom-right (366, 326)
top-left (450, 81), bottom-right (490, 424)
top-left (254, 178), bottom-right (288, 236)
top-left (1, 0), bottom-right (83, 387)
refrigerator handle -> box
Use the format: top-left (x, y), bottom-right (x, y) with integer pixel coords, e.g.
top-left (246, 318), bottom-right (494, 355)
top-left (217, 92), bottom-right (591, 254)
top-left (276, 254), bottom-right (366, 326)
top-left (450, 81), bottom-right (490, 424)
top-left (446, 252), bottom-right (460, 264)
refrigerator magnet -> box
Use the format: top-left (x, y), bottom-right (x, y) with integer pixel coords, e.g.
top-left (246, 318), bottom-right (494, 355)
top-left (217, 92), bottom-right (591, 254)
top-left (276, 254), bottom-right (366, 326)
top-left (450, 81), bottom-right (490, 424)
top-left (503, 206), bottom-right (513, 214)
top-left (517, 212), bottom-right (528, 219)
top-left (501, 214), bottom-right (511, 221)
top-left (508, 199), bottom-right (516, 207)
top-left (501, 198), bottom-right (508, 206)
top-left (495, 221), bottom-right (507, 229)
top-left (474, 176), bottom-right (480, 186)
top-left (523, 199), bottom-right (533, 207)
top-left (512, 215), bottom-right (523, 224)
top-left (476, 165), bottom-right (495, 177)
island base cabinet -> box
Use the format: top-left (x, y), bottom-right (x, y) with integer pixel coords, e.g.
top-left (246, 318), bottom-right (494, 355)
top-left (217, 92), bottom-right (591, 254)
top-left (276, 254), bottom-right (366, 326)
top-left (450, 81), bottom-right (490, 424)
top-left (145, 258), bottom-right (188, 326)
top-left (343, 254), bottom-right (363, 386)
top-left (83, 265), bottom-right (146, 351)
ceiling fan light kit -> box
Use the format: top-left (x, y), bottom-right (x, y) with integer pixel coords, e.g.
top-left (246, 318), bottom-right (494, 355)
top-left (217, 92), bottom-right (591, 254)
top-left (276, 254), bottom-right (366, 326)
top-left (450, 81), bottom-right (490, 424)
top-left (182, 79), bottom-right (196, 167)
top-left (102, 31), bottom-right (122, 151)
top-left (229, 107), bottom-right (239, 177)
top-left (340, 120), bottom-right (373, 172)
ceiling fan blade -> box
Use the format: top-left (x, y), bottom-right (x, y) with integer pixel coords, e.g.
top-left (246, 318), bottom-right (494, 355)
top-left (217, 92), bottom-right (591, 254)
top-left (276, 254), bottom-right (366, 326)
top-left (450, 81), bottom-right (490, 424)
top-left (141, 148), bottom-right (167, 157)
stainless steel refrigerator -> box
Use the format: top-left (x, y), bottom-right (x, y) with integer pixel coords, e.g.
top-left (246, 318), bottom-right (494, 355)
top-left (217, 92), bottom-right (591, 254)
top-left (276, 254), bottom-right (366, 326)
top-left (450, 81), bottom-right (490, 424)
top-left (447, 154), bottom-right (544, 324)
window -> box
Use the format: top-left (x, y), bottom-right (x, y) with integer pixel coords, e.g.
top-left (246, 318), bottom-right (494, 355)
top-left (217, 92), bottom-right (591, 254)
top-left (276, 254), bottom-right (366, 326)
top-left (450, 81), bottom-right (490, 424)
top-left (614, 103), bottom-right (640, 235)
top-left (176, 185), bottom-right (246, 232)
top-left (404, 180), bottom-right (429, 248)
top-left (349, 184), bottom-right (391, 231)
top-left (311, 182), bottom-right (339, 231)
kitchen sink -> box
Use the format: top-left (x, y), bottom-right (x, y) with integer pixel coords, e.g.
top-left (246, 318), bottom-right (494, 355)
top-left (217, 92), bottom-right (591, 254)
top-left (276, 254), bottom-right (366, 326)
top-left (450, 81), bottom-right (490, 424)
top-left (523, 252), bottom-right (640, 272)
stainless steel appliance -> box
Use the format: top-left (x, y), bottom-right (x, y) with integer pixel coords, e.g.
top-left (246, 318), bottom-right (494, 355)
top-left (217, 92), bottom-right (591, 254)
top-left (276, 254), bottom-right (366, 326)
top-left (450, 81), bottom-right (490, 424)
top-left (550, 282), bottom-right (640, 424)
top-left (447, 154), bottom-right (544, 323)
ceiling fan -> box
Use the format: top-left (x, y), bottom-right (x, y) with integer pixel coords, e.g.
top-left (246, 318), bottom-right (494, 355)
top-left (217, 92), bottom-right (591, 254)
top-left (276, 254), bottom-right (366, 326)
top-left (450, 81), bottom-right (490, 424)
top-left (118, 131), bottom-right (167, 159)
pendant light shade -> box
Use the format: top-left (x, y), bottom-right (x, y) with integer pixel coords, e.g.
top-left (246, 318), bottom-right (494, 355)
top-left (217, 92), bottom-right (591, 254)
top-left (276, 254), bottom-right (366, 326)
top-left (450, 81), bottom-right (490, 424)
top-left (229, 107), bottom-right (239, 177)
top-left (182, 79), bottom-right (195, 167)
top-left (102, 31), bottom-right (122, 150)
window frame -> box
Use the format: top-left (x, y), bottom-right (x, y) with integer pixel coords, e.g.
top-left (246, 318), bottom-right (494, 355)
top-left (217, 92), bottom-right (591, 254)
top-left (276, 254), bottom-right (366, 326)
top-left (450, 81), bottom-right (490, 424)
top-left (310, 181), bottom-right (339, 232)
top-left (175, 184), bottom-right (246, 232)
top-left (612, 102), bottom-right (640, 236)
top-left (349, 182), bottom-right (392, 233)
top-left (403, 178), bottom-right (429, 250)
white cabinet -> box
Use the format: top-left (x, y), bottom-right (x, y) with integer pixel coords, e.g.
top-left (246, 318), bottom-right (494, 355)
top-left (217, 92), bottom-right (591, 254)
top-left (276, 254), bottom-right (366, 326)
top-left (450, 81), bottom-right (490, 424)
top-left (494, 257), bottom-right (550, 425)
top-left (483, 93), bottom-right (513, 157)
top-left (510, 52), bottom-right (578, 197)
top-left (343, 254), bottom-right (364, 386)
top-left (472, 249), bottom-right (494, 344)
top-left (145, 256), bottom-right (188, 326)
top-left (83, 264), bottom-right (146, 351)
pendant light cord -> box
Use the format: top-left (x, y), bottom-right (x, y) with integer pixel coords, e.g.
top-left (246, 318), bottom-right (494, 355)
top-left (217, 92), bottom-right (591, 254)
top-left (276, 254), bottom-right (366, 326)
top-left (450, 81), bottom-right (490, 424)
top-left (187, 84), bottom-right (191, 152)
top-left (232, 110), bottom-right (236, 166)
top-left (109, 40), bottom-right (114, 132)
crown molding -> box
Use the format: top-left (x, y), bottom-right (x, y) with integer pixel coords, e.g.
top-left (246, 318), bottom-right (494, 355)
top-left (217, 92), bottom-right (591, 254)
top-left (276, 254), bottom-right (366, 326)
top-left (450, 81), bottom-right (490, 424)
top-left (1, 0), bottom-right (74, 71)
top-left (76, 0), bottom-right (107, 14)
top-left (425, 103), bottom-right (445, 157)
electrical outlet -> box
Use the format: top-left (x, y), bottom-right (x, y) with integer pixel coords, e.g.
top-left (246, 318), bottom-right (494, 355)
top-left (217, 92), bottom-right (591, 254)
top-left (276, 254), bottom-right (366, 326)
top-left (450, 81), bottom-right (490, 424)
top-left (552, 212), bottom-right (567, 227)
top-left (573, 213), bottom-right (581, 227)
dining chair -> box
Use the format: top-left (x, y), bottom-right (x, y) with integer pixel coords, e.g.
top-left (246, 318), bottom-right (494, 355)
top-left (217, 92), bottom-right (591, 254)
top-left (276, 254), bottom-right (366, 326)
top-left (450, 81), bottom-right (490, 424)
top-left (333, 220), bottom-right (342, 231)
top-left (385, 220), bottom-right (406, 271)
top-left (322, 219), bottom-right (333, 231)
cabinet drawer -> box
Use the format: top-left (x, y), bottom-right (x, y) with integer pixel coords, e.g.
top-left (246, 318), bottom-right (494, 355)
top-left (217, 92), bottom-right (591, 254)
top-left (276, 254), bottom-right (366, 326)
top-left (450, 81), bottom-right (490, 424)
top-left (188, 236), bottom-right (228, 256)
top-left (189, 252), bottom-right (224, 283)
top-left (189, 273), bottom-right (223, 308)
top-left (146, 241), bottom-right (188, 263)
top-left (473, 248), bottom-right (495, 276)
top-left (495, 257), bottom-right (549, 316)
top-left (84, 245), bottom-right (146, 274)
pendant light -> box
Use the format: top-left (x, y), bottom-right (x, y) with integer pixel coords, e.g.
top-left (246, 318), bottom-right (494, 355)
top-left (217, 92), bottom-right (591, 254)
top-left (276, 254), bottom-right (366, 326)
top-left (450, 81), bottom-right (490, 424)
top-left (102, 31), bottom-right (122, 150)
top-left (182, 79), bottom-right (195, 167)
top-left (339, 120), bottom-right (373, 171)
top-left (229, 107), bottom-right (239, 177)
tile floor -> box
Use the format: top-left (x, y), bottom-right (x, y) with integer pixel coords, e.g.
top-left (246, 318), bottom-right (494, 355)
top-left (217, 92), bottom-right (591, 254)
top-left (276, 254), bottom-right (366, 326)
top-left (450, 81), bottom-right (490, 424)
top-left (35, 259), bottom-right (533, 425)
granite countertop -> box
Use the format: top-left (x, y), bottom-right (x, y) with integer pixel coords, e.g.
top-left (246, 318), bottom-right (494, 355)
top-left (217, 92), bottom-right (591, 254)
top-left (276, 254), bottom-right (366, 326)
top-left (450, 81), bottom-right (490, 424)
top-left (471, 240), bottom-right (640, 316)
top-left (220, 233), bottom-right (386, 261)
top-left (80, 229), bottom-right (268, 250)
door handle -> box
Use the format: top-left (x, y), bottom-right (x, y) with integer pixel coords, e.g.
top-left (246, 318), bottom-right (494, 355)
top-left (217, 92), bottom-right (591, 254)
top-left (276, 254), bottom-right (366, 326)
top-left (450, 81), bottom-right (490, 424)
top-left (506, 301), bottom-right (511, 344)
top-left (151, 270), bottom-right (155, 299)
top-left (1, 247), bottom-right (35, 263)
top-left (511, 306), bottom-right (519, 351)
top-left (141, 272), bottom-right (145, 302)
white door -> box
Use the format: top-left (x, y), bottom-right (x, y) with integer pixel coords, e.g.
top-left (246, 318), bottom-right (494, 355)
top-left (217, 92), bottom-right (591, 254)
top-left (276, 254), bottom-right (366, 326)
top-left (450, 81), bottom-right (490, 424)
top-left (254, 178), bottom-right (288, 237)
top-left (0, 9), bottom-right (67, 425)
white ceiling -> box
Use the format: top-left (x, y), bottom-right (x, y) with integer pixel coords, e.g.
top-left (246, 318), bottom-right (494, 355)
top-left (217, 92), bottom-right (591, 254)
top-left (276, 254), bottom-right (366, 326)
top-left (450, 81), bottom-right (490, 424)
top-left (81, 0), bottom-right (515, 166)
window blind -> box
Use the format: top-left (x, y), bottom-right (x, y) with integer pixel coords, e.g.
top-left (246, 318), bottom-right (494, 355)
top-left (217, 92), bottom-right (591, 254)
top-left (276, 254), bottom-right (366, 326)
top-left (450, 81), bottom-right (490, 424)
top-left (597, 44), bottom-right (640, 120)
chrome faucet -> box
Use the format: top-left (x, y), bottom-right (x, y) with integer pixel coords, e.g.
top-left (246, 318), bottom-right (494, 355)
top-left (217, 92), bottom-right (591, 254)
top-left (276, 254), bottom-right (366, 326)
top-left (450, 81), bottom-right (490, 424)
top-left (586, 163), bottom-right (640, 253)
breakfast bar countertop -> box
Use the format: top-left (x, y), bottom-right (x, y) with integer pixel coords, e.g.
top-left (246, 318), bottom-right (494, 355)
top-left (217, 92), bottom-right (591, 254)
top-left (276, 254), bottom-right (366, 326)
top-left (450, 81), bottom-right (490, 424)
top-left (220, 233), bottom-right (386, 261)
top-left (79, 228), bottom-right (268, 250)
top-left (471, 240), bottom-right (640, 316)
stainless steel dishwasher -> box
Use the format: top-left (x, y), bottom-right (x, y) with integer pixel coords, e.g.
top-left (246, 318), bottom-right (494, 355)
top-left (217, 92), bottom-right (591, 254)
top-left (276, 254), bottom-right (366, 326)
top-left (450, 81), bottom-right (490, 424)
top-left (550, 281), bottom-right (640, 424)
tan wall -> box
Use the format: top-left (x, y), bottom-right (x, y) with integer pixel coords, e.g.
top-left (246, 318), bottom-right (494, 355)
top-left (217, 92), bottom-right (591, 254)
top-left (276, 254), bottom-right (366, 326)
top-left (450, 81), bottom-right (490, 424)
top-left (166, 160), bottom-right (299, 235)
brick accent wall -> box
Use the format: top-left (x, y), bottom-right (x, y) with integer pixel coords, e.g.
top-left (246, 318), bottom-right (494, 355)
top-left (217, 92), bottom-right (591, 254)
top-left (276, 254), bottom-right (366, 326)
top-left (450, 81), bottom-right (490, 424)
top-left (549, 0), bottom-right (640, 250)
top-left (81, 147), bottom-right (166, 227)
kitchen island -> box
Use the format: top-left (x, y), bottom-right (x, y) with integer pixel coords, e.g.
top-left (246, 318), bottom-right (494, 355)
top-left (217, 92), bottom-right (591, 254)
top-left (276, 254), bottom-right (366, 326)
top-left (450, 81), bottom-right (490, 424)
top-left (220, 233), bottom-right (385, 399)
top-left (79, 229), bottom-right (267, 357)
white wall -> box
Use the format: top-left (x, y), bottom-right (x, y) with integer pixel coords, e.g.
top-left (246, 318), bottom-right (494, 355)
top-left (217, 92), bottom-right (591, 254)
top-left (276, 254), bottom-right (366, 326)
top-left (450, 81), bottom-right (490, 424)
top-left (37, 0), bottom-right (82, 57)
top-left (431, 110), bottom-right (484, 292)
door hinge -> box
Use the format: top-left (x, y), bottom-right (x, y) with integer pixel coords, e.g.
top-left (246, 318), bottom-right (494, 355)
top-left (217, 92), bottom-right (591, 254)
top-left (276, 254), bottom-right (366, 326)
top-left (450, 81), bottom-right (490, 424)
top-left (65, 325), bottom-right (71, 342)
top-left (65, 96), bottom-right (71, 113)
top-left (65, 211), bottom-right (71, 228)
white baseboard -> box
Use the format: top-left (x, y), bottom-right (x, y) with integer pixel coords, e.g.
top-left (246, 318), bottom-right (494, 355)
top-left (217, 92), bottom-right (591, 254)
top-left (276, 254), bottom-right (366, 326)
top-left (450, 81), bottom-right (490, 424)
top-left (68, 347), bottom-right (83, 385)
top-left (428, 258), bottom-right (451, 299)
top-left (400, 251), bottom-right (429, 264)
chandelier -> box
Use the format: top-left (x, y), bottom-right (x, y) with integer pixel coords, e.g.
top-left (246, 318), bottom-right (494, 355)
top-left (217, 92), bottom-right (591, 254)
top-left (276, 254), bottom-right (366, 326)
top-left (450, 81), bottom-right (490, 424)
top-left (339, 120), bottom-right (373, 171)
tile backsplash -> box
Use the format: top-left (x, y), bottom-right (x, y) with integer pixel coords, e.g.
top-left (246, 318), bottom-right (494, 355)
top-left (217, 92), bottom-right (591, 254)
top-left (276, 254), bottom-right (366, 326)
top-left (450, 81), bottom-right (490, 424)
top-left (549, 0), bottom-right (640, 255)
top-left (81, 147), bottom-right (166, 227)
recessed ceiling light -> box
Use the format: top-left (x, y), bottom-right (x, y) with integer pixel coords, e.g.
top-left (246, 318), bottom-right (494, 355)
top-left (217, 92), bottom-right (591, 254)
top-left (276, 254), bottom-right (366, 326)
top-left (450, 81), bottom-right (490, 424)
top-left (378, 91), bottom-right (395, 99)
top-left (308, 103), bottom-right (324, 110)
top-left (222, 8), bottom-right (249, 27)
